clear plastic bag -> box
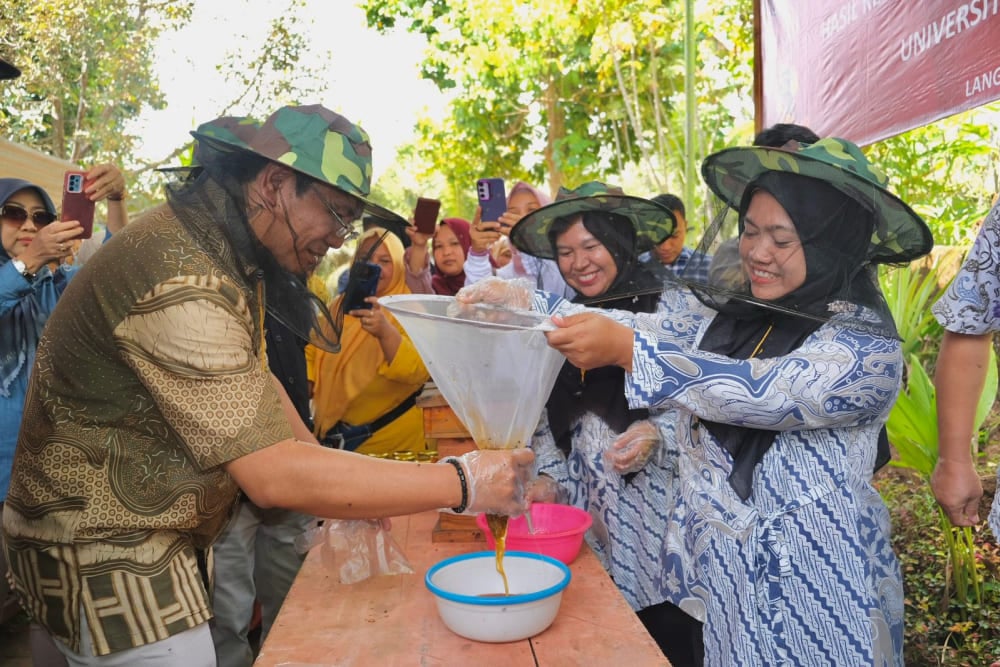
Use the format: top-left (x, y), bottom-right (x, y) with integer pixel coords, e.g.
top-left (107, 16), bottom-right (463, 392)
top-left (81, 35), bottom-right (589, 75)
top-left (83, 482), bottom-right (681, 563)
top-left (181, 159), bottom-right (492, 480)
top-left (295, 519), bottom-right (413, 584)
top-left (380, 290), bottom-right (563, 450)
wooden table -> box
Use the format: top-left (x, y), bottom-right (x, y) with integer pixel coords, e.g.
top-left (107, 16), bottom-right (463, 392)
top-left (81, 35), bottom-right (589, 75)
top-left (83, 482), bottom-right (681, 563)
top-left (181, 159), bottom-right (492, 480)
top-left (255, 510), bottom-right (669, 666)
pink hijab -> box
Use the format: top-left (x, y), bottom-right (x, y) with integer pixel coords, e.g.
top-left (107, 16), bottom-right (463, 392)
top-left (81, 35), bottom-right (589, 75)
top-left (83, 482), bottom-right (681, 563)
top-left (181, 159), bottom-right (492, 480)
top-left (431, 217), bottom-right (472, 296)
top-left (508, 181), bottom-right (552, 208)
top-left (505, 181), bottom-right (552, 275)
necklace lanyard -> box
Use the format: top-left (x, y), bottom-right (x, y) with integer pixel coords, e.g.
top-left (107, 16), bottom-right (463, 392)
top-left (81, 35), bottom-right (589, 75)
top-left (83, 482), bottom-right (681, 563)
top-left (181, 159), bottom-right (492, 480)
top-left (750, 323), bottom-right (774, 358)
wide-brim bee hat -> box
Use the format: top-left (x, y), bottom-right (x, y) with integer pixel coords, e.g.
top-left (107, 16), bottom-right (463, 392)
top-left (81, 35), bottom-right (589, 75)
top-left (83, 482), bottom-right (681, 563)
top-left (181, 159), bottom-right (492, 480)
top-left (509, 181), bottom-right (677, 260)
top-left (190, 104), bottom-right (400, 221)
top-left (701, 137), bottom-right (932, 264)
top-left (156, 115), bottom-right (262, 181)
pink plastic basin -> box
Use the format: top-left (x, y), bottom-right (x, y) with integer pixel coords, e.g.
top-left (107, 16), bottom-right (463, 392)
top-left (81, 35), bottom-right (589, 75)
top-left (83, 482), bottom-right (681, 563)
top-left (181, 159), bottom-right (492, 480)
top-left (476, 503), bottom-right (593, 564)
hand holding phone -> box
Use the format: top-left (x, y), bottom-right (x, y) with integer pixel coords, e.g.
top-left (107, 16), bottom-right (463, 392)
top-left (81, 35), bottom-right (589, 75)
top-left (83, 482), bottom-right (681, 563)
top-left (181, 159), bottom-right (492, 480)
top-left (476, 178), bottom-right (506, 223)
top-left (343, 262), bottom-right (382, 312)
top-left (61, 170), bottom-right (95, 239)
top-left (413, 197), bottom-right (441, 235)
top-left (469, 206), bottom-right (501, 253)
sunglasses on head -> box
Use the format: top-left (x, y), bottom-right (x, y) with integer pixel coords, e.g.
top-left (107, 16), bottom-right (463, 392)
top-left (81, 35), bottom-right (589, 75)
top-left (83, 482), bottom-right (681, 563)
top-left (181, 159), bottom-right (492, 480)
top-left (1, 203), bottom-right (57, 226)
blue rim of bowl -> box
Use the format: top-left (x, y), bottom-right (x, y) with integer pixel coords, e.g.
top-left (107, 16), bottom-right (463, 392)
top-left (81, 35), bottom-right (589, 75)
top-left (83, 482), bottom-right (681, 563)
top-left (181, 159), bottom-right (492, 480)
top-left (476, 505), bottom-right (593, 539)
top-left (425, 551), bottom-right (572, 606)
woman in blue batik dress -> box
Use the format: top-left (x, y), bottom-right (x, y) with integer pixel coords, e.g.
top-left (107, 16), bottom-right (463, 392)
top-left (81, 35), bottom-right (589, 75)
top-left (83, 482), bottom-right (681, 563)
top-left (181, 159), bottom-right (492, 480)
top-left (461, 138), bottom-right (933, 666)
top-left (508, 182), bottom-right (704, 666)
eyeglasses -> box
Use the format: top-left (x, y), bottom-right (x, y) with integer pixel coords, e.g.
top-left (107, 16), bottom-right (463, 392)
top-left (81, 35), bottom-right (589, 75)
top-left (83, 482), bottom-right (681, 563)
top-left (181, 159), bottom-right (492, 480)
top-left (1, 203), bottom-right (57, 226)
top-left (312, 187), bottom-right (359, 241)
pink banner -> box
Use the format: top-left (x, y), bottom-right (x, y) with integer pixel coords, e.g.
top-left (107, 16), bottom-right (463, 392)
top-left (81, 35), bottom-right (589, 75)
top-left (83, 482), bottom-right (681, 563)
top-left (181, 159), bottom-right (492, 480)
top-left (759, 0), bottom-right (1000, 145)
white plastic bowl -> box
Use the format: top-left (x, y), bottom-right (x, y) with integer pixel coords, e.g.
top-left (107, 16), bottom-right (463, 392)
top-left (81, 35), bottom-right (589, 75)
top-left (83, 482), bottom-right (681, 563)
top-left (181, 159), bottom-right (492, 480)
top-left (425, 550), bottom-right (572, 643)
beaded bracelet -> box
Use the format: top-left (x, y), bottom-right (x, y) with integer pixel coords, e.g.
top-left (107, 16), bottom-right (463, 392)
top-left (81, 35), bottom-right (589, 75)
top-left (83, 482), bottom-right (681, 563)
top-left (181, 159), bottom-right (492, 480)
top-left (442, 457), bottom-right (469, 513)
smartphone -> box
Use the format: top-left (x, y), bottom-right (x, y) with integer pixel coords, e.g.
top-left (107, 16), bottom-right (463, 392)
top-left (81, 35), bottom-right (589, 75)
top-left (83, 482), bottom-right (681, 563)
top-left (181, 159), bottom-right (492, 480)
top-left (413, 197), bottom-right (441, 235)
top-left (61, 170), bottom-right (95, 239)
top-left (343, 262), bottom-right (382, 312)
top-left (476, 178), bottom-right (506, 222)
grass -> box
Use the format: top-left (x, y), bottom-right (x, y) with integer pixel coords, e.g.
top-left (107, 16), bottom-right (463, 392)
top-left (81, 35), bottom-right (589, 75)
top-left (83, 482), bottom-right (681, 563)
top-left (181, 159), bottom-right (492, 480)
top-left (877, 460), bottom-right (1000, 665)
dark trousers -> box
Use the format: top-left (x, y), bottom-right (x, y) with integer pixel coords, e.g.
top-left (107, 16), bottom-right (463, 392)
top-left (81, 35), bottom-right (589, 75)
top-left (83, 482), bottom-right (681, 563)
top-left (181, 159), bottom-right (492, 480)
top-left (637, 600), bottom-right (705, 667)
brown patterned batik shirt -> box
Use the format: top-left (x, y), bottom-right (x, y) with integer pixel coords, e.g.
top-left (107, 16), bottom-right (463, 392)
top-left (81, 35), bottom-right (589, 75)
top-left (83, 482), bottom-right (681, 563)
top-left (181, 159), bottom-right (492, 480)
top-left (2, 202), bottom-right (293, 655)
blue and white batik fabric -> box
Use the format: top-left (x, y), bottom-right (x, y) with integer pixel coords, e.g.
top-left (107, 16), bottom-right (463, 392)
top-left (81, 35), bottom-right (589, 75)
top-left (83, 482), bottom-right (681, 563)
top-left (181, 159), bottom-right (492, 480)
top-left (529, 397), bottom-right (692, 615)
top-left (533, 287), bottom-right (905, 666)
top-left (932, 199), bottom-right (1000, 540)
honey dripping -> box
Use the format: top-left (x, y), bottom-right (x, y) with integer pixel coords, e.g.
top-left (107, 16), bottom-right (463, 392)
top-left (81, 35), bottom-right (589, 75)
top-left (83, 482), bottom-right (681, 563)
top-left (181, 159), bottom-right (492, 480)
top-left (485, 513), bottom-right (510, 595)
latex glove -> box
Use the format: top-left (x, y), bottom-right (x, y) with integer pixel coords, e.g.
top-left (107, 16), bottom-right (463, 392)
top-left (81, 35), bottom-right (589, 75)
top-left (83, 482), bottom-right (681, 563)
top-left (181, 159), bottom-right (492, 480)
top-left (604, 420), bottom-right (659, 475)
top-left (525, 475), bottom-right (565, 504)
top-left (450, 448), bottom-right (534, 516)
top-left (454, 276), bottom-right (533, 311)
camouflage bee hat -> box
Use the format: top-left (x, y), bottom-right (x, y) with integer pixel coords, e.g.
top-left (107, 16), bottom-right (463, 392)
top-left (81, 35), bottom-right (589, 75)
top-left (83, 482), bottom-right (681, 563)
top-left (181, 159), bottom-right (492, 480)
top-left (509, 181), bottom-right (676, 260)
top-left (190, 104), bottom-right (400, 221)
top-left (156, 115), bottom-right (262, 180)
top-left (701, 137), bottom-right (933, 264)
top-left (193, 115), bottom-right (261, 154)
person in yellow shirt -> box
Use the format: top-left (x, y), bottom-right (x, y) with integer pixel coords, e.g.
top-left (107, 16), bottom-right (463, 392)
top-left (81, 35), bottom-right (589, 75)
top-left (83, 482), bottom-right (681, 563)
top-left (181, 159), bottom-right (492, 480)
top-left (309, 227), bottom-right (430, 455)
top-left (307, 270), bottom-right (330, 306)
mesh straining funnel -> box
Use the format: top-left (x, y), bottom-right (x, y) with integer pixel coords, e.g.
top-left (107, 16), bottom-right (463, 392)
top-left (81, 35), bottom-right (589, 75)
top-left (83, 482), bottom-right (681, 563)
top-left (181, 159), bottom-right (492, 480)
top-left (380, 294), bottom-right (564, 449)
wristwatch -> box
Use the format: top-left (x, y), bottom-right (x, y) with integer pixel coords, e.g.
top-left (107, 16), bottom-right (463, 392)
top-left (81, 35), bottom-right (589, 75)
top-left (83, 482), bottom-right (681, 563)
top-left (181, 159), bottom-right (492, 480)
top-left (11, 258), bottom-right (35, 282)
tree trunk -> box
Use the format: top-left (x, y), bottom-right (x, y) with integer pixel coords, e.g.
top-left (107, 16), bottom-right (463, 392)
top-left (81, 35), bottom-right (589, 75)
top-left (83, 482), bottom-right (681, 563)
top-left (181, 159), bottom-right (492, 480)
top-left (543, 75), bottom-right (563, 198)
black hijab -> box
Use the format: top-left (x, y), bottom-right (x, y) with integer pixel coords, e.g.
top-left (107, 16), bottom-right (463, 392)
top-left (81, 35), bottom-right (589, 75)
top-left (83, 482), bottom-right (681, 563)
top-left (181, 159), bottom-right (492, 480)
top-left (544, 210), bottom-right (662, 456)
top-left (698, 171), bottom-right (890, 500)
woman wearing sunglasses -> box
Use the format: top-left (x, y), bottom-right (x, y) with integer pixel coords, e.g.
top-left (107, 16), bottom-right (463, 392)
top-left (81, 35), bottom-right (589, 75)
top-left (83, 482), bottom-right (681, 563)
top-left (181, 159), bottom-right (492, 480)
top-left (0, 167), bottom-right (127, 625)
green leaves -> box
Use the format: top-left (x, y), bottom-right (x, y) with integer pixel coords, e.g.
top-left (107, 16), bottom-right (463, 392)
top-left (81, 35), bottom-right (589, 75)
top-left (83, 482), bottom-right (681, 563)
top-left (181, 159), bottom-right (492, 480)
top-left (865, 110), bottom-right (1000, 247)
top-left (1, 0), bottom-right (185, 163)
top-left (885, 347), bottom-right (994, 609)
top-left (879, 263), bottom-right (947, 359)
top-left (886, 353), bottom-right (938, 477)
top-left (360, 0), bottom-right (752, 215)
top-left (880, 256), bottom-right (998, 612)
top-left (880, 259), bottom-right (998, 475)
top-left (0, 0), bottom-right (325, 211)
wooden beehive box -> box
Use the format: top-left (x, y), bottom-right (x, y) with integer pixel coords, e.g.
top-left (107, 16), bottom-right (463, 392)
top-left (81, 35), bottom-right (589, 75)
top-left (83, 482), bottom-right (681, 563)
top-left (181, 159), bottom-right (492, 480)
top-left (417, 384), bottom-right (483, 542)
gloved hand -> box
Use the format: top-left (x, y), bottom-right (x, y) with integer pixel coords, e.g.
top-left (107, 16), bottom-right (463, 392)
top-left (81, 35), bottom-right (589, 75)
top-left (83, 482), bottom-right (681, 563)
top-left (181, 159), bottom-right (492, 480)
top-left (604, 420), bottom-right (660, 475)
top-left (453, 276), bottom-right (534, 311)
top-left (448, 448), bottom-right (534, 515)
top-left (525, 474), bottom-right (565, 504)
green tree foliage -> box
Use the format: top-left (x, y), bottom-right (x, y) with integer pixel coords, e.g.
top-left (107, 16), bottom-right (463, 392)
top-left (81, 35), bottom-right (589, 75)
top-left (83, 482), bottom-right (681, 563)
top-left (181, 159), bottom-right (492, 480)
top-left (148, 0), bottom-right (327, 177)
top-left (0, 0), bottom-right (325, 210)
top-left (362, 0), bottom-right (997, 249)
top-left (362, 0), bottom-right (754, 217)
top-left (866, 105), bottom-right (1000, 247)
top-left (0, 0), bottom-right (192, 164)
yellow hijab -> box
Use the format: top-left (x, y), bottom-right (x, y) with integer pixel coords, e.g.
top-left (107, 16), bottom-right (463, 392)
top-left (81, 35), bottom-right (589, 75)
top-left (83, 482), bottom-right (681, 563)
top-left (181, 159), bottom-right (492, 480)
top-left (312, 228), bottom-right (410, 429)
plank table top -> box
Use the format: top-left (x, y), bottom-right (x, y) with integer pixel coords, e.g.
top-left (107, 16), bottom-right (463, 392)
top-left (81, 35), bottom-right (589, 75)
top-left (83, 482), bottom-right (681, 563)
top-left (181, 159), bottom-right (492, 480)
top-left (254, 509), bottom-right (669, 666)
